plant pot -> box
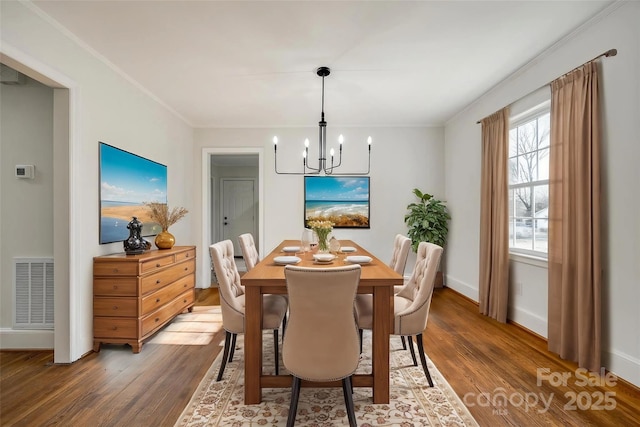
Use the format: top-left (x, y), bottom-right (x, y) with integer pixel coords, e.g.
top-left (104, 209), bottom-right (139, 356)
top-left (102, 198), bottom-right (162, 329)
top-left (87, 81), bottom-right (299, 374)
top-left (155, 230), bottom-right (175, 249)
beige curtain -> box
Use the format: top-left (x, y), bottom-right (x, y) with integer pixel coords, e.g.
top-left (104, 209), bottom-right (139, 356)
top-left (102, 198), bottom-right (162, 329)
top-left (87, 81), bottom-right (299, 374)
top-left (548, 61), bottom-right (601, 372)
top-left (479, 108), bottom-right (510, 323)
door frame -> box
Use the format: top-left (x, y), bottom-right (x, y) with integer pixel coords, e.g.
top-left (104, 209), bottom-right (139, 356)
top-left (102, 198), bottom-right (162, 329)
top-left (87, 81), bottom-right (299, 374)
top-left (220, 177), bottom-right (258, 255)
top-left (201, 147), bottom-right (263, 288)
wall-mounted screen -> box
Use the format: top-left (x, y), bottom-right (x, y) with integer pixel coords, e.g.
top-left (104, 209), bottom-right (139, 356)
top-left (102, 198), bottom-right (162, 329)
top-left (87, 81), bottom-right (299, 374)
top-left (304, 176), bottom-right (370, 228)
top-left (99, 142), bottom-right (167, 244)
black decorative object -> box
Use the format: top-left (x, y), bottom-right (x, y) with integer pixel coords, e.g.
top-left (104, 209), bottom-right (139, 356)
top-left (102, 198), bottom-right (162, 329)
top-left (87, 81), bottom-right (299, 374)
top-left (123, 217), bottom-right (151, 255)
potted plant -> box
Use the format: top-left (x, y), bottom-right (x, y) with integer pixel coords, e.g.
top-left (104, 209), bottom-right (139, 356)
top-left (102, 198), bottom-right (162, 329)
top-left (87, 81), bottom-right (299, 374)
top-left (404, 188), bottom-right (451, 286)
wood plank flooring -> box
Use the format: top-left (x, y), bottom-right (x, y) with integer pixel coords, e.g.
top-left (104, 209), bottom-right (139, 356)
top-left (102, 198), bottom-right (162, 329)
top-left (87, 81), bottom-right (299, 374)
top-left (1, 287), bottom-right (638, 426)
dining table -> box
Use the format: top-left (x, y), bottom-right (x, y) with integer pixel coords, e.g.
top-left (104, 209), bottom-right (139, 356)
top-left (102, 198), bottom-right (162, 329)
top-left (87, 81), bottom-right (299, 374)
top-left (241, 239), bottom-right (403, 405)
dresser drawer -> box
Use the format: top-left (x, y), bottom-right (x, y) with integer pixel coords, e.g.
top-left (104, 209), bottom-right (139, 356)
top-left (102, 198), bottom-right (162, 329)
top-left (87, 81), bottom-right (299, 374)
top-left (140, 259), bottom-right (195, 295)
top-left (176, 248), bottom-right (196, 262)
top-left (94, 277), bottom-right (138, 296)
top-left (94, 262), bottom-right (139, 277)
top-left (94, 297), bottom-right (138, 317)
top-left (141, 289), bottom-right (194, 336)
top-left (140, 254), bottom-right (175, 274)
top-left (94, 317), bottom-right (137, 339)
top-left (141, 275), bottom-right (193, 315)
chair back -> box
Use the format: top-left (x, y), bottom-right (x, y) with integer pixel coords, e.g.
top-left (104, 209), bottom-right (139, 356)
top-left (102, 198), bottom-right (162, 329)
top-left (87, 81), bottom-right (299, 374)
top-left (283, 265), bottom-right (361, 381)
top-left (209, 240), bottom-right (246, 334)
top-left (389, 234), bottom-right (411, 275)
top-left (238, 233), bottom-right (260, 271)
top-left (395, 242), bottom-right (443, 335)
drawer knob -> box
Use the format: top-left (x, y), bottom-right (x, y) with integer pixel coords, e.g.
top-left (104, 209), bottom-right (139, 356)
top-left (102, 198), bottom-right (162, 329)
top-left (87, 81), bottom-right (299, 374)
top-left (156, 298), bottom-right (160, 303)
top-left (112, 326), bottom-right (118, 330)
top-left (113, 306), bottom-right (118, 310)
top-left (184, 267), bottom-right (188, 271)
top-left (183, 299), bottom-right (187, 303)
top-left (156, 263), bottom-right (161, 267)
top-left (155, 317), bottom-right (160, 323)
top-left (156, 280), bottom-right (161, 284)
top-left (113, 268), bottom-right (119, 273)
top-left (112, 285), bottom-right (118, 290)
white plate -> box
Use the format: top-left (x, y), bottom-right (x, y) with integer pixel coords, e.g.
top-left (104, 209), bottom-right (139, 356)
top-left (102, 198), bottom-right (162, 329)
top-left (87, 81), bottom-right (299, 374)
top-left (345, 255), bottom-right (372, 265)
top-left (273, 256), bottom-right (301, 265)
top-left (282, 246), bottom-right (300, 253)
top-left (341, 246), bottom-right (357, 253)
top-left (313, 253), bottom-right (336, 262)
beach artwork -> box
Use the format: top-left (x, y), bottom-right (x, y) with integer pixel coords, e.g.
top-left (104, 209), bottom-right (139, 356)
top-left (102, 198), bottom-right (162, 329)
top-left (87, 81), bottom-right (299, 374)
top-left (99, 142), bottom-right (167, 244)
top-left (304, 176), bottom-right (370, 228)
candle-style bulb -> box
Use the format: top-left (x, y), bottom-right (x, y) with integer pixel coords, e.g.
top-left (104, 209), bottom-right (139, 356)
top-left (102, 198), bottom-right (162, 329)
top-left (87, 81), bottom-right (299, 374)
top-left (273, 136), bottom-right (278, 145)
top-left (330, 148), bottom-right (335, 157)
top-left (367, 136), bottom-right (372, 145)
top-left (338, 134), bottom-right (344, 145)
top-left (304, 138), bottom-right (310, 148)
top-left (302, 150), bottom-right (307, 158)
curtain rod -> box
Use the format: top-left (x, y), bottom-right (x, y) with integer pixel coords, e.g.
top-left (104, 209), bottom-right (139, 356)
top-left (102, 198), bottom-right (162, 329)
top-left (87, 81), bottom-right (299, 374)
top-left (476, 48), bottom-right (617, 124)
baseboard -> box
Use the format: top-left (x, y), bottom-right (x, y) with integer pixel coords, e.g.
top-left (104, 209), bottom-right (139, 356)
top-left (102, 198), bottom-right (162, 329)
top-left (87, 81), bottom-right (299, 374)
top-left (442, 275), bottom-right (478, 302)
top-left (603, 348), bottom-right (640, 389)
top-left (0, 328), bottom-right (54, 350)
top-left (508, 306), bottom-right (547, 338)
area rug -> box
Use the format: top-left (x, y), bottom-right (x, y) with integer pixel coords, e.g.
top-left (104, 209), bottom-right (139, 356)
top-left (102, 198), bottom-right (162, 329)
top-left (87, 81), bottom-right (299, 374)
top-left (175, 330), bottom-right (479, 426)
top-left (147, 306), bottom-right (222, 346)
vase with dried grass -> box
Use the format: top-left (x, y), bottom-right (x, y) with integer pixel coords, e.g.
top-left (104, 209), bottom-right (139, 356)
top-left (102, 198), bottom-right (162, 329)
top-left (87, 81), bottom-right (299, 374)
top-left (144, 202), bottom-right (189, 249)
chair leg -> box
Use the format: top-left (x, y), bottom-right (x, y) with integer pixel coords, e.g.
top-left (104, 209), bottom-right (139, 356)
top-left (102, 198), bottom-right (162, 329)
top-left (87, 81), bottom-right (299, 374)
top-left (358, 329), bottom-right (363, 354)
top-left (282, 312), bottom-right (287, 338)
top-left (286, 376), bottom-right (302, 427)
top-left (406, 336), bottom-right (418, 366)
top-left (342, 376), bottom-right (358, 427)
top-left (401, 335), bottom-right (407, 350)
top-left (216, 331), bottom-right (232, 381)
top-left (415, 333), bottom-right (434, 387)
top-left (228, 333), bottom-right (237, 362)
top-left (274, 329), bottom-right (279, 376)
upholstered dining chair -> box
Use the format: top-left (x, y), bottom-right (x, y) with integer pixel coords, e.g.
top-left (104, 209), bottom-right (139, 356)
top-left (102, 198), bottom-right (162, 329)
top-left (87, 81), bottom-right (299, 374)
top-left (239, 232), bottom-right (288, 334)
top-left (209, 240), bottom-right (288, 381)
top-left (238, 232), bottom-right (260, 272)
top-left (283, 264), bottom-right (362, 427)
top-left (355, 234), bottom-right (411, 351)
top-left (354, 241), bottom-right (443, 386)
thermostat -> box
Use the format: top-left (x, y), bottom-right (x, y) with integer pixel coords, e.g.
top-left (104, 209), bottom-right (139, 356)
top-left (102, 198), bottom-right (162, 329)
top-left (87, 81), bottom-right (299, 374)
top-left (15, 165), bottom-right (35, 179)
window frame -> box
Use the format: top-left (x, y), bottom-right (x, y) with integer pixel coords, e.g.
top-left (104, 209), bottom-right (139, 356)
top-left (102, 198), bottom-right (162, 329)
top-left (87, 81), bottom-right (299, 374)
top-left (508, 101), bottom-right (550, 259)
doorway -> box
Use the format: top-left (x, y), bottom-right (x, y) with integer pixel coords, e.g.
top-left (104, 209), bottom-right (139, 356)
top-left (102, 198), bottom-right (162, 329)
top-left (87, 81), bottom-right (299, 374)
top-left (202, 149), bottom-right (262, 287)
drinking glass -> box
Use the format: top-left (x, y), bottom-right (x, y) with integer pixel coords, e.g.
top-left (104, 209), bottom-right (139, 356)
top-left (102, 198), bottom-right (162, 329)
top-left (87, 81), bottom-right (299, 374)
top-left (301, 229), bottom-right (313, 258)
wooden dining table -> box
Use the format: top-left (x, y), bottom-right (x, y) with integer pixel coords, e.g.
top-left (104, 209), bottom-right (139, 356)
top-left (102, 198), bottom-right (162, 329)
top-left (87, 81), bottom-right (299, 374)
top-left (241, 239), bottom-right (403, 404)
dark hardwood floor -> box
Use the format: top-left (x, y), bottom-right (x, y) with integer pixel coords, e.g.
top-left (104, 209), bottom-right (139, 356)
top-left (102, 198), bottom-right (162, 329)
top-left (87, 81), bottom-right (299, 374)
top-left (1, 288), bottom-right (638, 426)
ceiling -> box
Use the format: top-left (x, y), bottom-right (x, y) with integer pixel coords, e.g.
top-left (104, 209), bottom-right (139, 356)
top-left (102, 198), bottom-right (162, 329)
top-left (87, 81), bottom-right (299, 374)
top-left (30, 1), bottom-right (612, 128)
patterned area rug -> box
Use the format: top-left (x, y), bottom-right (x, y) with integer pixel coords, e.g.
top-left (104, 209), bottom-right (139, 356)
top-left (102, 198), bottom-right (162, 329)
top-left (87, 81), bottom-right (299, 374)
top-left (147, 306), bottom-right (222, 346)
top-left (175, 330), bottom-right (478, 426)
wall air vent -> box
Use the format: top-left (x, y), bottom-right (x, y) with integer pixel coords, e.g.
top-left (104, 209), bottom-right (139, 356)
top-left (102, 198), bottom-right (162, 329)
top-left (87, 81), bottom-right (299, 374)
top-left (13, 258), bottom-right (54, 329)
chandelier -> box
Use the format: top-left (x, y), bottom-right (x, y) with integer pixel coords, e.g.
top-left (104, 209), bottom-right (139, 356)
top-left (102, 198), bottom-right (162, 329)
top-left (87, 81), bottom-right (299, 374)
top-left (273, 66), bottom-right (371, 175)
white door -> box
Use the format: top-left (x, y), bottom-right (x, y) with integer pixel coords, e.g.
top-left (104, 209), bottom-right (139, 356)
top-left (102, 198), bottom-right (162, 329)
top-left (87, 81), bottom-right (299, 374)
top-left (221, 179), bottom-right (257, 255)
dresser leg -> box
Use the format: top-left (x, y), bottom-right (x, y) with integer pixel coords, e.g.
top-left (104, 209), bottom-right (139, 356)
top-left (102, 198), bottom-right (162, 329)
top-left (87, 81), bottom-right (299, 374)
top-left (131, 342), bottom-right (142, 353)
top-left (93, 341), bottom-right (101, 352)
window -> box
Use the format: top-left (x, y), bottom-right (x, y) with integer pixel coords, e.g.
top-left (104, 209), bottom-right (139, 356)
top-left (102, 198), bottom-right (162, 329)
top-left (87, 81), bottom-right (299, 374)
top-left (509, 102), bottom-right (550, 257)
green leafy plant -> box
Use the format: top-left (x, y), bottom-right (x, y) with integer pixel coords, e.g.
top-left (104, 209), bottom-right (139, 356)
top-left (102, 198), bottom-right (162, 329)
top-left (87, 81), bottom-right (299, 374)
top-left (404, 188), bottom-right (451, 252)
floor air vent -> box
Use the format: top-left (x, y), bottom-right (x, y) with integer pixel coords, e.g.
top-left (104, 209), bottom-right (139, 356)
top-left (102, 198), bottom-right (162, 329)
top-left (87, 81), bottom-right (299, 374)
top-left (13, 258), bottom-right (54, 329)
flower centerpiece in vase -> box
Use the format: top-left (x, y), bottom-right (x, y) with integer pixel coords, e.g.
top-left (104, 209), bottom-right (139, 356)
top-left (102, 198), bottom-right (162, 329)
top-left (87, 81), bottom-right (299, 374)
top-left (307, 220), bottom-right (334, 253)
top-left (144, 202), bottom-right (188, 249)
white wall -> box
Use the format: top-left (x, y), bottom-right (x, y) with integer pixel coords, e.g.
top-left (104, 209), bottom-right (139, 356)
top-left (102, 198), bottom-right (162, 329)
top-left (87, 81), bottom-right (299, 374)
top-left (0, 1), bottom-right (194, 361)
top-left (0, 75), bottom-right (54, 347)
top-left (444, 2), bottom-right (640, 386)
top-left (194, 126), bottom-right (445, 288)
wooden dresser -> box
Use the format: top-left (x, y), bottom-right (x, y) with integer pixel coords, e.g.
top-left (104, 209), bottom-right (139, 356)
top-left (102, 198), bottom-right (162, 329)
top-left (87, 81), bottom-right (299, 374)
top-left (93, 246), bottom-right (196, 353)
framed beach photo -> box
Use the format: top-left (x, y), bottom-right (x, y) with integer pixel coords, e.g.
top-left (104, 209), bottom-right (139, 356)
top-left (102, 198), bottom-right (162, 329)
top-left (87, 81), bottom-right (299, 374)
top-left (99, 142), bottom-right (167, 244)
top-left (304, 176), bottom-right (370, 228)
